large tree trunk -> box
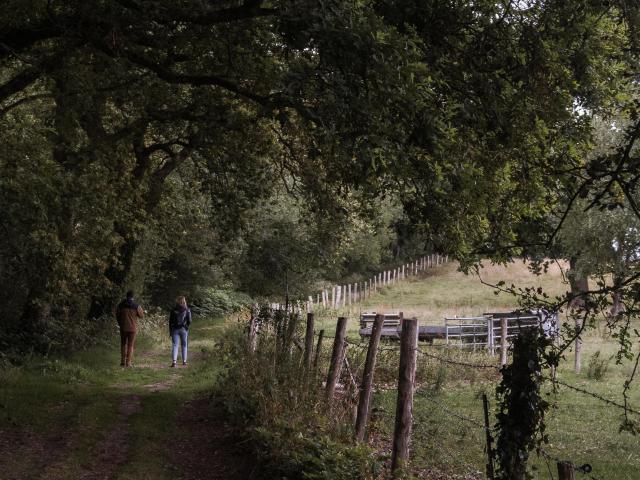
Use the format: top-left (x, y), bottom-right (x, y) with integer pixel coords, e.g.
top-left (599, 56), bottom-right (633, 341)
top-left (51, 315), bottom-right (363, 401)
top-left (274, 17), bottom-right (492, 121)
top-left (567, 257), bottom-right (589, 309)
top-left (610, 274), bottom-right (625, 317)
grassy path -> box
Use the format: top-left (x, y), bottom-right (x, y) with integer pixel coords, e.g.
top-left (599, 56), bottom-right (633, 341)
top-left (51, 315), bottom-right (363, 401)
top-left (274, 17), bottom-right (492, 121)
top-left (0, 316), bottom-right (252, 480)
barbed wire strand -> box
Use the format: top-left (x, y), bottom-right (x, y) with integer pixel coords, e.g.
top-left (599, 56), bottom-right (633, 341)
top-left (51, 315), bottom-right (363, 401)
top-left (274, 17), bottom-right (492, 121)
top-left (414, 385), bottom-right (491, 432)
top-left (541, 450), bottom-right (556, 480)
top-left (417, 347), bottom-right (501, 370)
top-left (412, 422), bottom-right (484, 478)
top-left (550, 377), bottom-right (640, 416)
top-left (538, 447), bottom-right (604, 480)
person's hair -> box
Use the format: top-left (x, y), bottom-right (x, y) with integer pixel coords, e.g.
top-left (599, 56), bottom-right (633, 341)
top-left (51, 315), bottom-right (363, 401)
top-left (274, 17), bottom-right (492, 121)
top-left (126, 290), bottom-right (134, 299)
top-left (176, 295), bottom-right (187, 307)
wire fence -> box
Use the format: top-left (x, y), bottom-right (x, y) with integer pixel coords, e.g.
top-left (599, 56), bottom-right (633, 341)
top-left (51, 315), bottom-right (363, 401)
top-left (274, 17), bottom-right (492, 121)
top-left (550, 377), bottom-right (640, 416)
top-left (368, 344), bottom-right (624, 480)
top-left (417, 347), bottom-right (501, 370)
top-left (415, 386), bottom-right (490, 432)
top-left (268, 311), bottom-right (634, 479)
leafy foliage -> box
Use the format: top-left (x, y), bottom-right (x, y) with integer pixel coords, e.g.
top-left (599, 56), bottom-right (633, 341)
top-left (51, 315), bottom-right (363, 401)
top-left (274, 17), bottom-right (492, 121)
top-left (494, 329), bottom-right (551, 480)
top-left (189, 288), bottom-right (252, 318)
top-left (1, 0), bottom-right (639, 359)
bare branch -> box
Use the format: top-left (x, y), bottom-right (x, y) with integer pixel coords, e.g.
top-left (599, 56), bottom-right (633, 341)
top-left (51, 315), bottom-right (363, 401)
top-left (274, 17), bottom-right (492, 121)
top-left (0, 93), bottom-right (52, 117)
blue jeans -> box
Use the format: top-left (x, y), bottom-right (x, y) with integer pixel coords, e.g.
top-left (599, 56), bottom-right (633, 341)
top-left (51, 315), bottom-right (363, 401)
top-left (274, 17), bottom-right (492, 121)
top-left (171, 328), bottom-right (189, 363)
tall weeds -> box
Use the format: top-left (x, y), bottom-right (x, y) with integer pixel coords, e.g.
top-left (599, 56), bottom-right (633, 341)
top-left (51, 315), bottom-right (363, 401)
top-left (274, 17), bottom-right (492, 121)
top-left (213, 309), bottom-right (381, 479)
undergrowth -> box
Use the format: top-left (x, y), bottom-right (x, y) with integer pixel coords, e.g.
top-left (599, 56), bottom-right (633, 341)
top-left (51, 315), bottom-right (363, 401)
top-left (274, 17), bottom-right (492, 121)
top-left (213, 313), bottom-right (382, 480)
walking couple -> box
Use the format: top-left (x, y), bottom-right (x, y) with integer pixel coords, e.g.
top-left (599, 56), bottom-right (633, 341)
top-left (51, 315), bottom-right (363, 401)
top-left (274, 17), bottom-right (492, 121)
top-left (115, 292), bottom-right (192, 368)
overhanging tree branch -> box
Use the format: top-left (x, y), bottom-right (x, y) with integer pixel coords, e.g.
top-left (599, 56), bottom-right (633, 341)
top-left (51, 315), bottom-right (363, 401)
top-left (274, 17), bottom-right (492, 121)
top-left (114, 46), bottom-right (321, 123)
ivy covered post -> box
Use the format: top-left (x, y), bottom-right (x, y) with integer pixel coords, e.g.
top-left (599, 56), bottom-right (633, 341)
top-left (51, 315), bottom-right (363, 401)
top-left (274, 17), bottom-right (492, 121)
top-left (495, 328), bottom-right (551, 480)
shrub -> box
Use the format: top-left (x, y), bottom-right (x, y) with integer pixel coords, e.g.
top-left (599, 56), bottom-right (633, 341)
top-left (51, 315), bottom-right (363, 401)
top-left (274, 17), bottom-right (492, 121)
top-left (190, 288), bottom-right (252, 317)
top-left (213, 310), bottom-right (381, 479)
top-left (587, 350), bottom-right (611, 380)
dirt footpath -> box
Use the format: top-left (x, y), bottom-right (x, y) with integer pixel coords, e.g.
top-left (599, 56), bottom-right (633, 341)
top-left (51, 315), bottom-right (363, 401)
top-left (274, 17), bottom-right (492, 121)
top-left (170, 396), bottom-right (256, 480)
top-left (0, 357), bottom-right (254, 480)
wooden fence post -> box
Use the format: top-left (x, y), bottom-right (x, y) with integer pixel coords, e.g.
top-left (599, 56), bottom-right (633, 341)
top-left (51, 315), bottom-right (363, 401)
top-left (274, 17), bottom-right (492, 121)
top-left (482, 394), bottom-right (495, 480)
top-left (284, 312), bottom-right (300, 355)
top-left (326, 317), bottom-right (348, 401)
top-left (314, 329), bottom-right (325, 369)
top-left (575, 317), bottom-right (582, 374)
top-left (355, 314), bottom-right (385, 441)
top-left (557, 461), bottom-right (575, 480)
top-left (303, 313), bottom-right (315, 370)
top-left (391, 317), bottom-right (418, 475)
top-left (248, 305), bottom-right (258, 353)
top-left (500, 317), bottom-right (508, 366)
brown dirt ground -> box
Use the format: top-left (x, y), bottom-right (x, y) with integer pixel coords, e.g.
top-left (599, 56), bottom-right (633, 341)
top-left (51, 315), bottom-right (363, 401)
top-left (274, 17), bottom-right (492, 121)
top-left (169, 396), bottom-right (256, 480)
top-left (0, 428), bottom-right (74, 480)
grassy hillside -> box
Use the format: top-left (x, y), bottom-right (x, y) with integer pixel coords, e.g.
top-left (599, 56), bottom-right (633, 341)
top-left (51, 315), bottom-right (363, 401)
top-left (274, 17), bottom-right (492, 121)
top-left (313, 260), bottom-right (639, 479)
top-left (315, 259), bottom-right (571, 334)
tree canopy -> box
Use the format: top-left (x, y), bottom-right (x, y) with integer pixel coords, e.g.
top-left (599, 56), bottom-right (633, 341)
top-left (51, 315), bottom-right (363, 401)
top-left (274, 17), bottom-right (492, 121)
top-left (1, 0), bottom-right (639, 353)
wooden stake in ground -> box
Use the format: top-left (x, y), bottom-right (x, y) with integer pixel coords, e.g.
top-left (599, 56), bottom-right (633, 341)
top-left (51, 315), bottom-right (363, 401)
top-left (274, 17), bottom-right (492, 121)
top-left (325, 317), bottom-right (348, 401)
top-left (482, 394), bottom-right (495, 480)
top-left (248, 305), bottom-right (258, 353)
top-left (391, 317), bottom-right (418, 475)
top-left (303, 313), bottom-right (315, 370)
top-left (557, 461), bottom-right (575, 480)
top-left (355, 314), bottom-right (385, 442)
top-left (284, 312), bottom-right (300, 355)
top-left (500, 317), bottom-right (508, 366)
top-left (314, 329), bottom-right (325, 369)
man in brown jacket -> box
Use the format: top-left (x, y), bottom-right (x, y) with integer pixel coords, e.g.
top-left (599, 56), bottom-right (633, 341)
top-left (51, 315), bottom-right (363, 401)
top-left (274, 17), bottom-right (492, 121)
top-left (115, 290), bottom-right (144, 367)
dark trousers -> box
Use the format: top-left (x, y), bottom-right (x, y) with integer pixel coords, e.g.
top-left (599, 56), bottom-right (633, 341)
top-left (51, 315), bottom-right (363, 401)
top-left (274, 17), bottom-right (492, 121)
top-left (120, 330), bottom-right (137, 366)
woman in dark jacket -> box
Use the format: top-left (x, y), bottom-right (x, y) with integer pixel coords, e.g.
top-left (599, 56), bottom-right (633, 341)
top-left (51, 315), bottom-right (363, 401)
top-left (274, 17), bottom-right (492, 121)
top-left (169, 296), bottom-right (192, 367)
